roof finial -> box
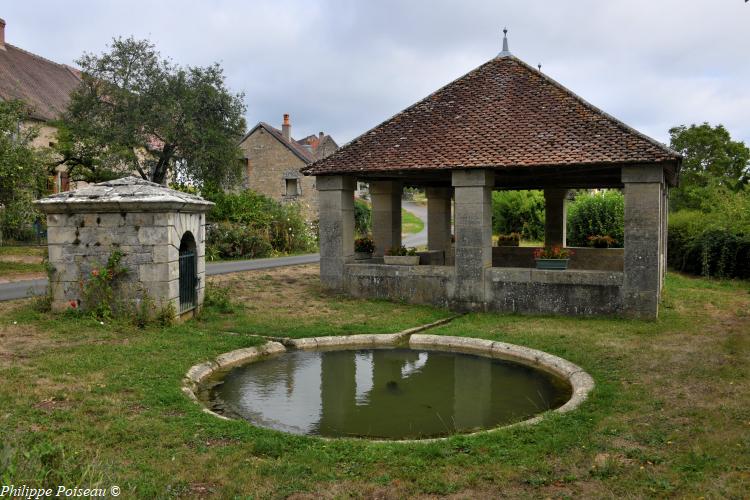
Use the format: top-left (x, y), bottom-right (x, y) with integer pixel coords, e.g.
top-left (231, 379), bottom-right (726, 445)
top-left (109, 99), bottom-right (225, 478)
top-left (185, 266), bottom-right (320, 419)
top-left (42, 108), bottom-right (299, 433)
top-left (498, 27), bottom-right (511, 57)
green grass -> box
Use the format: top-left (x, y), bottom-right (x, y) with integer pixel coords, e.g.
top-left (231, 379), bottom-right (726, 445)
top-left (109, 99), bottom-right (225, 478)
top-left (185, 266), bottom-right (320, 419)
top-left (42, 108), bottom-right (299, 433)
top-left (0, 246), bottom-right (47, 257)
top-left (0, 261), bottom-right (46, 276)
top-left (401, 209), bottom-right (424, 235)
top-left (0, 267), bottom-right (748, 498)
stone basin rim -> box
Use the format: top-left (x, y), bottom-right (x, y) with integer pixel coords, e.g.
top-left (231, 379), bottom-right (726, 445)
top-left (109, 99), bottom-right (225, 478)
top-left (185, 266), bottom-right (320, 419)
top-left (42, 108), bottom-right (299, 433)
top-left (182, 333), bottom-right (595, 443)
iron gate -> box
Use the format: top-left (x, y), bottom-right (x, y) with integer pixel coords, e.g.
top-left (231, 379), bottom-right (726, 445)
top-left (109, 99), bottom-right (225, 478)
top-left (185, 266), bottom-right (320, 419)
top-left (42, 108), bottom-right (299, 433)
top-left (179, 249), bottom-right (197, 313)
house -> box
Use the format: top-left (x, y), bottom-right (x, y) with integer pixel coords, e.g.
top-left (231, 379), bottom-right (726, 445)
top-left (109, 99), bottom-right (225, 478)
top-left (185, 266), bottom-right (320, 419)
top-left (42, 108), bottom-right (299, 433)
top-left (0, 18), bottom-right (81, 192)
top-left (238, 114), bottom-right (337, 219)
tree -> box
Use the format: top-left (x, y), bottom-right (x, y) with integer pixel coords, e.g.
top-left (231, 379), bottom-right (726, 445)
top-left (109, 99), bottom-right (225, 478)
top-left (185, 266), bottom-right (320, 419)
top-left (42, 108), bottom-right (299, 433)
top-left (0, 100), bottom-right (49, 241)
top-left (54, 37), bottom-right (247, 187)
top-left (669, 123), bottom-right (750, 211)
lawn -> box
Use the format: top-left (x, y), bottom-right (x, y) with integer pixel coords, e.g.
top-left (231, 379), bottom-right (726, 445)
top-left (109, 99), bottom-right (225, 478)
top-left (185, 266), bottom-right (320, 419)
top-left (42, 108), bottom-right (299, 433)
top-left (0, 246), bottom-right (47, 279)
top-left (0, 265), bottom-right (748, 498)
top-left (402, 209), bottom-right (424, 235)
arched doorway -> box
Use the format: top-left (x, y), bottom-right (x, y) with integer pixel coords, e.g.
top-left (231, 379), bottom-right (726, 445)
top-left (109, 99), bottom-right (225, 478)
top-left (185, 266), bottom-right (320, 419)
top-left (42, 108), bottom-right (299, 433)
top-left (179, 232), bottom-right (197, 313)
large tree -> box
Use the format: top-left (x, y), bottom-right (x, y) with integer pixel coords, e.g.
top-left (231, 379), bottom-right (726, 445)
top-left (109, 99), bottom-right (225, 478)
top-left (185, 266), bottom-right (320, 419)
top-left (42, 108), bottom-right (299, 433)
top-left (0, 100), bottom-right (49, 240)
top-left (668, 123), bottom-right (750, 211)
top-left (54, 37), bottom-right (247, 187)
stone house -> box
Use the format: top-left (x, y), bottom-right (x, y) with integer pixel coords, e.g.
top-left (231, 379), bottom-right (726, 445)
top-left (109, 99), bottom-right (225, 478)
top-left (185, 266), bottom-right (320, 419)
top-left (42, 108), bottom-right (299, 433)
top-left (0, 18), bottom-right (81, 193)
top-left (238, 114), bottom-right (337, 220)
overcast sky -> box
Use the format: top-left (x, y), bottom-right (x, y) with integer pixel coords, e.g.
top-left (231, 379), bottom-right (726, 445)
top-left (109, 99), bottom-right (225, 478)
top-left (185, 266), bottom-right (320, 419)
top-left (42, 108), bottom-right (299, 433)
top-left (4, 1), bottom-right (749, 147)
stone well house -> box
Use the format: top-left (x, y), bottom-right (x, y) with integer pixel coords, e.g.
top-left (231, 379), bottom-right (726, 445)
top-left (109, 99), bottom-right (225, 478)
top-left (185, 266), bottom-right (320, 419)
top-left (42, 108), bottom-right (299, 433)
top-left (238, 114), bottom-right (337, 220)
top-left (303, 34), bottom-right (682, 319)
top-left (0, 18), bottom-right (82, 193)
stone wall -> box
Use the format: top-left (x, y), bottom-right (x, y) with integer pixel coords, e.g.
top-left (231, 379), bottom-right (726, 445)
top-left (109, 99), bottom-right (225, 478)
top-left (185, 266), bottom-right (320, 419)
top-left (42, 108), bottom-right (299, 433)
top-left (343, 263), bottom-right (623, 316)
top-left (239, 127), bottom-right (318, 220)
top-left (46, 211), bottom-right (206, 315)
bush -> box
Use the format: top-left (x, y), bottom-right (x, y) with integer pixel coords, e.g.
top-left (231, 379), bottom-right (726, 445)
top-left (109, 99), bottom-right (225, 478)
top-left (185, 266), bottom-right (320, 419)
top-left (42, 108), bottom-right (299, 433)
top-left (492, 190), bottom-right (545, 241)
top-left (354, 199), bottom-right (372, 236)
top-left (206, 189), bottom-right (316, 258)
top-left (567, 190), bottom-right (624, 247)
top-left (668, 209), bottom-right (750, 279)
top-left (206, 221), bottom-right (274, 259)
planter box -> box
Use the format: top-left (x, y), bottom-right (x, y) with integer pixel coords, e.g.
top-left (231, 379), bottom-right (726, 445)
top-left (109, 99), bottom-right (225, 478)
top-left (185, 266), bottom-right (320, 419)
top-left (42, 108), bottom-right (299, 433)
top-left (497, 240), bottom-right (520, 247)
top-left (384, 255), bottom-right (420, 266)
top-left (354, 251), bottom-right (373, 261)
top-left (535, 258), bottom-right (569, 270)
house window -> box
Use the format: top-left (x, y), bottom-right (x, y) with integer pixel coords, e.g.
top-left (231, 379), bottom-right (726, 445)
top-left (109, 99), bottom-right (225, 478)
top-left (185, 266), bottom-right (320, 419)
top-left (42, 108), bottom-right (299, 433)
top-left (285, 178), bottom-right (299, 197)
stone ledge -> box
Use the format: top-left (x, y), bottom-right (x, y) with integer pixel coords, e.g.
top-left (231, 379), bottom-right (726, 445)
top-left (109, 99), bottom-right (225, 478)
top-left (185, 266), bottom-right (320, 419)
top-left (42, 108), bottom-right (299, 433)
top-left (488, 267), bottom-right (624, 286)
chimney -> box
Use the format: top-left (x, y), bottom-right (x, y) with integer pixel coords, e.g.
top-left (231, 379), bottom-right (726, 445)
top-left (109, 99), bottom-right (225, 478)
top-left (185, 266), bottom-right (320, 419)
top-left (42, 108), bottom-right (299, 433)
top-left (282, 114), bottom-right (291, 141)
top-left (0, 19), bottom-right (6, 50)
top-left (318, 132), bottom-right (324, 143)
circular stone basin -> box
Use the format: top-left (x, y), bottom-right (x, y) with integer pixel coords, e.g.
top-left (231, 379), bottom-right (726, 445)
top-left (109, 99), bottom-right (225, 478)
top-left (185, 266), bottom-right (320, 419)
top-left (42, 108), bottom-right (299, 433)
top-left (198, 346), bottom-right (573, 440)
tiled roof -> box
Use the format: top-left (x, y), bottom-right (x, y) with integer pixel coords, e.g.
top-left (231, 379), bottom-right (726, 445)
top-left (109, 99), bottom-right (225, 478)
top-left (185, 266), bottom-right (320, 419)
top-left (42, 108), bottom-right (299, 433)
top-left (241, 122), bottom-right (337, 163)
top-left (0, 43), bottom-right (81, 122)
top-left (302, 54), bottom-right (680, 176)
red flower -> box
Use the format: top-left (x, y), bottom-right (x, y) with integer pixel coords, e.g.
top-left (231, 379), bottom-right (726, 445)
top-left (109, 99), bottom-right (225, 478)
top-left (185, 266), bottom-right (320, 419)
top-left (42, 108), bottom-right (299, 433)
top-left (91, 269), bottom-right (100, 277)
top-left (69, 300), bottom-right (78, 309)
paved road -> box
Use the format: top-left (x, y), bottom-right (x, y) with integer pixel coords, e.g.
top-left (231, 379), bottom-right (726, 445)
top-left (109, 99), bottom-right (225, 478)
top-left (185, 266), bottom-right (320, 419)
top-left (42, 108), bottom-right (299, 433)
top-left (402, 200), bottom-right (428, 248)
top-left (0, 204), bottom-right (428, 302)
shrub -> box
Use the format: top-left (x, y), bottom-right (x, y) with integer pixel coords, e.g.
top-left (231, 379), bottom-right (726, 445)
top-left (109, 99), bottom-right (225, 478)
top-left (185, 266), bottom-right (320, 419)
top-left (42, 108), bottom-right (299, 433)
top-left (567, 190), bottom-right (624, 247)
top-left (206, 189), bottom-right (316, 258)
top-left (492, 190), bottom-right (545, 241)
top-left (354, 199), bottom-right (372, 236)
top-left (206, 222), bottom-right (274, 259)
top-left (668, 209), bottom-right (750, 279)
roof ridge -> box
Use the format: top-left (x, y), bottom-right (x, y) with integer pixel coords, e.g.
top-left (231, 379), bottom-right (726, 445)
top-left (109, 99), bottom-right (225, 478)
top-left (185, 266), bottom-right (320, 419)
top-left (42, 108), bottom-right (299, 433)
top-left (508, 56), bottom-right (681, 159)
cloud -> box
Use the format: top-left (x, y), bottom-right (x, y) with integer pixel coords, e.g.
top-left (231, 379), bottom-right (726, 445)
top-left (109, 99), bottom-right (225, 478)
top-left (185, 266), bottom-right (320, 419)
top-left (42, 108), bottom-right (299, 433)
top-left (4, 0), bottom-right (749, 145)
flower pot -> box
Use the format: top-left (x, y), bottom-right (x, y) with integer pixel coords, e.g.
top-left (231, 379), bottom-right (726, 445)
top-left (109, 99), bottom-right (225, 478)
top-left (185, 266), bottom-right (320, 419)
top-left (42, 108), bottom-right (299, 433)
top-left (384, 255), bottom-right (420, 266)
top-left (354, 251), bottom-right (373, 260)
top-left (535, 258), bottom-right (569, 270)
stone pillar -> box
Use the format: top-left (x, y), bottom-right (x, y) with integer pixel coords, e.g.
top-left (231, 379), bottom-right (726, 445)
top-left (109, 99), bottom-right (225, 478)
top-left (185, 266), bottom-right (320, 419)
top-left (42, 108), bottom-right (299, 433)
top-left (622, 166), bottom-right (664, 319)
top-left (317, 175), bottom-right (355, 290)
top-left (452, 169), bottom-right (494, 310)
top-left (370, 180), bottom-right (402, 257)
top-left (544, 188), bottom-right (568, 247)
top-left (426, 187), bottom-right (452, 255)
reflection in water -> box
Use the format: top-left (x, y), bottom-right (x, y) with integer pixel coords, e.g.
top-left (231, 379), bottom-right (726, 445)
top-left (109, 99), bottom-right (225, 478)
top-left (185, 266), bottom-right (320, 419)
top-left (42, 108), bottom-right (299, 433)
top-left (210, 348), bottom-right (571, 439)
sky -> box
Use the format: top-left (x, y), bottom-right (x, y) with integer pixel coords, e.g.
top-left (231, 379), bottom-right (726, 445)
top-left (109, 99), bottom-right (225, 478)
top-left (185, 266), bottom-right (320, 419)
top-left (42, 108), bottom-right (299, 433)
top-left (4, 1), bottom-right (749, 147)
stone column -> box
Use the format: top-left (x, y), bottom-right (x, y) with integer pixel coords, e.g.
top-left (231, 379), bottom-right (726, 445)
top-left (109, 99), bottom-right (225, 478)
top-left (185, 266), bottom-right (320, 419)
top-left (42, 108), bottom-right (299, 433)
top-left (452, 169), bottom-right (494, 310)
top-left (370, 180), bottom-right (402, 257)
top-left (622, 165), bottom-right (664, 319)
top-left (426, 187), bottom-right (452, 255)
top-left (544, 188), bottom-right (568, 247)
top-left (317, 175), bottom-right (355, 290)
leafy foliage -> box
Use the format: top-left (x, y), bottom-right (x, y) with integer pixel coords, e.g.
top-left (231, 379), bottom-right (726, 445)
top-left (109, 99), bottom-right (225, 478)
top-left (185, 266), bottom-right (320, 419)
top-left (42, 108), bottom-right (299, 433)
top-left (668, 191), bottom-right (750, 279)
top-left (492, 190), bottom-right (545, 241)
top-left (354, 199), bottom-right (372, 236)
top-left (533, 246), bottom-right (574, 259)
top-left (206, 189), bottom-right (316, 259)
top-left (669, 123), bottom-right (750, 211)
top-left (354, 237), bottom-right (374, 253)
top-left (0, 100), bottom-right (50, 241)
top-left (54, 37), bottom-right (246, 187)
top-left (567, 190), bottom-right (624, 248)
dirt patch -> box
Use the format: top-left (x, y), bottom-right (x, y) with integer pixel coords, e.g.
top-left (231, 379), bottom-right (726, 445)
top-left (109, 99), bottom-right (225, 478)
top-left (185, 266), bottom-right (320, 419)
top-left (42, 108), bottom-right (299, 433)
top-left (33, 397), bottom-right (72, 412)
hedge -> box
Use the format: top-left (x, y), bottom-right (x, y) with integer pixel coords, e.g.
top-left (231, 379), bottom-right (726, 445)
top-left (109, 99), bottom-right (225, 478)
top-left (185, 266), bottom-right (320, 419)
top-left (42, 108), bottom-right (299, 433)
top-left (567, 190), bottom-right (624, 247)
top-left (667, 210), bottom-right (750, 279)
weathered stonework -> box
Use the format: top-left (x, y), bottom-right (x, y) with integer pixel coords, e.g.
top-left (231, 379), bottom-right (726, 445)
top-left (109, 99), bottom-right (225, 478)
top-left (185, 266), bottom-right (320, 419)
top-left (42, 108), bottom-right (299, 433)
top-left (35, 177), bottom-right (212, 318)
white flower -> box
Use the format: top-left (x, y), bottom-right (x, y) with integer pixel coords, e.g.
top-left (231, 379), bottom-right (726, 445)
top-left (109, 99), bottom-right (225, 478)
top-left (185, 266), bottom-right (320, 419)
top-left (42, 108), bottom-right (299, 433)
top-left (100, 321), bottom-right (104, 325)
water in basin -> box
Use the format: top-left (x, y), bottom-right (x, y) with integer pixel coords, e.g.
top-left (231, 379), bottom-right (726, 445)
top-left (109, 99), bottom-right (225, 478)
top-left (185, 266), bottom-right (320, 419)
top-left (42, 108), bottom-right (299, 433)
top-left (204, 348), bottom-right (571, 439)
